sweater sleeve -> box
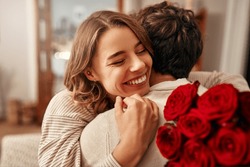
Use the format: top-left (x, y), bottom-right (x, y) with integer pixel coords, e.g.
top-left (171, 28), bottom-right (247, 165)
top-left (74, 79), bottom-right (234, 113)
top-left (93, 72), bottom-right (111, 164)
top-left (188, 71), bottom-right (250, 92)
top-left (38, 90), bottom-right (96, 167)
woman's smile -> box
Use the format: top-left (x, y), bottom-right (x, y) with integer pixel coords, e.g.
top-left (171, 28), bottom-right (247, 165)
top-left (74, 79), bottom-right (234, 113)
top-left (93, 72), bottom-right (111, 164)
top-left (126, 74), bottom-right (147, 85)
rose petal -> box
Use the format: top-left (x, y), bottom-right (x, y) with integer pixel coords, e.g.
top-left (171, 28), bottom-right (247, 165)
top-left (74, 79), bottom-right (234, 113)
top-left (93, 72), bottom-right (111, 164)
top-left (156, 123), bottom-right (183, 160)
top-left (164, 82), bottom-right (199, 121)
top-left (182, 139), bottom-right (215, 167)
top-left (208, 127), bottom-right (247, 166)
top-left (177, 109), bottom-right (211, 139)
top-left (197, 84), bottom-right (238, 124)
top-left (238, 91), bottom-right (250, 125)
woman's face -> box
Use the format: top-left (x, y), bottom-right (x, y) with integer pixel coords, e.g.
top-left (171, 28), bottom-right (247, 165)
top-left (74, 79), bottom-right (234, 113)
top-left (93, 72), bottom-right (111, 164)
top-left (89, 27), bottom-right (152, 99)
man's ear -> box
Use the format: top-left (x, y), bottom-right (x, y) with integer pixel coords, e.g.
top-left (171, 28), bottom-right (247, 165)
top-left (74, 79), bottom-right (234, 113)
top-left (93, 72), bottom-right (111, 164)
top-left (83, 68), bottom-right (97, 81)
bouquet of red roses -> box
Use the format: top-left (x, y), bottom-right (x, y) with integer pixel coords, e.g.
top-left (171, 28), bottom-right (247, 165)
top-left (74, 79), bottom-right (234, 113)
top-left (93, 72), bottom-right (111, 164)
top-left (156, 81), bottom-right (250, 167)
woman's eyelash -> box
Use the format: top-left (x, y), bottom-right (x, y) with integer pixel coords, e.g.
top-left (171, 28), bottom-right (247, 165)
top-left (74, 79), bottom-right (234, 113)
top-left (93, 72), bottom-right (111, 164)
top-left (112, 59), bottom-right (125, 65)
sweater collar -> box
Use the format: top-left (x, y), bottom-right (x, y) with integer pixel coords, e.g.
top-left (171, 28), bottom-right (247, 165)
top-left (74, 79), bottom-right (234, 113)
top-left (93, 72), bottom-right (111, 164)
top-left (149, 78), bottom-right (191, 92)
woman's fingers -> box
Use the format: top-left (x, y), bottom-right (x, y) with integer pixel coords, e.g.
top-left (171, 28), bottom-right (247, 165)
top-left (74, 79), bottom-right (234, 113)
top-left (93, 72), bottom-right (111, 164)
top-left (114, 96), bottom-right (123, 116)
top-left (115, 94), bottom-right (159, 141)
top-left (144, 97), bottom-right (159, 121)
top-left (123, 94), bottom-right (159, 121)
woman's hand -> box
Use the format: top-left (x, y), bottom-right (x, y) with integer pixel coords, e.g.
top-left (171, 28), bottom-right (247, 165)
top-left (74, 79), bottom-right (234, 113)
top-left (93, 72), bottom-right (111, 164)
top-left (112, 94), bottom-right (159, 166)
top-left (115, 94), bottom-right (159, 144)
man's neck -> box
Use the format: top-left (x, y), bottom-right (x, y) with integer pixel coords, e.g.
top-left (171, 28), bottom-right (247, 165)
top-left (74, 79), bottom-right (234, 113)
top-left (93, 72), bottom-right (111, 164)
top-left (150, 71), bottom-right (176, 86)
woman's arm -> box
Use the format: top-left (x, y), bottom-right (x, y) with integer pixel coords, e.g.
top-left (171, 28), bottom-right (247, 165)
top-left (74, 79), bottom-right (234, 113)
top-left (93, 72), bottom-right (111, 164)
top-left (39, 90), bottom-right (158, 167)
top-left (38, 90), bottom-right (96, 167)
top-left (188, 71), bottom-right (249, 91)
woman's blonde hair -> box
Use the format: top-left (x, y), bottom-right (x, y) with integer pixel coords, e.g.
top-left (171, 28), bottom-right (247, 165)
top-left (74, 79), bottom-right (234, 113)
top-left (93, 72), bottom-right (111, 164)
top-left (64, 10), bottom-right (153, 114)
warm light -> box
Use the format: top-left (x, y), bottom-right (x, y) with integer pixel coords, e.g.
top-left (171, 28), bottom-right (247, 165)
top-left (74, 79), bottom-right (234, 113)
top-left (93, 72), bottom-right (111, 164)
top-left (54, 51), bottom-right (70, 60)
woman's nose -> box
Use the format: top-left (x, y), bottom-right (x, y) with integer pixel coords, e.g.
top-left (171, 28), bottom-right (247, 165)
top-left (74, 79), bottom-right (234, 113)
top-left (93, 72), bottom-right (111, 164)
top-left (129, 55), bottom-right (145, 72)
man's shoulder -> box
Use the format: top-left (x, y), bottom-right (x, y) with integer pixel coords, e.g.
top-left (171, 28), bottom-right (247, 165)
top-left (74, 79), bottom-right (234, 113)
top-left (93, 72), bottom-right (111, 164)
top-left (97, 108), bottom-right (115, 120)
top-left (81, 108), bottom-right (117, 151)
top-left (82, 109), bottom-right (115, 143)
top-left (86, 108), bottom-right (115, 128)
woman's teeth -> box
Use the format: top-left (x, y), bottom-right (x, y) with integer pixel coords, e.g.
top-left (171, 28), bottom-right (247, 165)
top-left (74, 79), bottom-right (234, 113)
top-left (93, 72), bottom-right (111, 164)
top-left (127, 75), bottom-right (146, 85)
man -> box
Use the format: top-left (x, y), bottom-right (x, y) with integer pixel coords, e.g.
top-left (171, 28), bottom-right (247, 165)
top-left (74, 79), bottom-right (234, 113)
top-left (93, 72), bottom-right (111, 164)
top-left (80, 2), bottom-right (249, 166)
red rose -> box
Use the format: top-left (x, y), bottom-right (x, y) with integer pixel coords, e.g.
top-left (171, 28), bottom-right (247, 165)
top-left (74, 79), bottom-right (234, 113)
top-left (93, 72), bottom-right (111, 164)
top-left (241, 130), bottom-right (250, 165)
top-left (165, 160), bottom-right (182, 167)
top-left (164, 82), bottom-right (199, 121)
top-left (238, 91), bottom-right (250, 124)
top-left (208, 127), bottom-right (248, 166)
top-left (181, 139), bottom-right (215, 167)
top-left (197, 84), bottom-right (238, 124)
top-left (156, 123), bottom-right (183, 160)
top-left (177, 108), bottom-right (211, 139)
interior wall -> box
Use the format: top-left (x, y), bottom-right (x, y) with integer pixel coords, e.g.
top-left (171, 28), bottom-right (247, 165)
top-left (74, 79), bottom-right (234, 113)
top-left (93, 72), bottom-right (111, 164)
top-left (0, 0), bottom-right (37, 103)
top-left (219, 0), bottom-right (250, 75)
top-left (201, 0), bottom-right (227, 72)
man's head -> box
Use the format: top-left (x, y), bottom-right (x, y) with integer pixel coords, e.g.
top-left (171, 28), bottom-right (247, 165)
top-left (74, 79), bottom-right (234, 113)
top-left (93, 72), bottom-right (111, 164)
top-left (133, 1), bottom-right (203, 78)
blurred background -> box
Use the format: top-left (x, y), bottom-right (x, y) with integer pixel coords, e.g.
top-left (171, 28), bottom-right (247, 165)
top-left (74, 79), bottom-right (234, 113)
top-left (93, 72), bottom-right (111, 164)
top-left (0, 0), bottom-right (249, 136)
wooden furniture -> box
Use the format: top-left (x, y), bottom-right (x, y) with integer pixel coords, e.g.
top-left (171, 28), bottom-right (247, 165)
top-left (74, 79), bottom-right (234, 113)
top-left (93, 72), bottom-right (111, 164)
top-left (35, 0), bottom-right (54, 124)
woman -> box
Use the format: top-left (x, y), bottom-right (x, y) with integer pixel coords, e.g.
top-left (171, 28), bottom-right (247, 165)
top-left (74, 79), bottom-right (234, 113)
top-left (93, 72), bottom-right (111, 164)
top-left (38, 10), bottom-right (159, 167)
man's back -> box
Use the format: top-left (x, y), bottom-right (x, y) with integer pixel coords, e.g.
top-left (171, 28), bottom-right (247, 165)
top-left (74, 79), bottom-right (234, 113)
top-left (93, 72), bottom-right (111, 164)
top-left (80, 79), bottom-right (207, 166)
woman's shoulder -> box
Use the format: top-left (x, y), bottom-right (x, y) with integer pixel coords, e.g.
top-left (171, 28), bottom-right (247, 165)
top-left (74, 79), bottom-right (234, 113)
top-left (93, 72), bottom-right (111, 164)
top-left (45, 89), bottom-right (96, 120)
top-left (52, 89), bottom-right (73, 101)
top-left (46, 89), bottom-right (79, 114)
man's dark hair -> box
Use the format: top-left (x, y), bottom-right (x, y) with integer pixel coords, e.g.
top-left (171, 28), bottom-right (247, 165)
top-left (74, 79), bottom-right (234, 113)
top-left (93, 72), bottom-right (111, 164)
top-left (133, 1), bottom-right (203, 78)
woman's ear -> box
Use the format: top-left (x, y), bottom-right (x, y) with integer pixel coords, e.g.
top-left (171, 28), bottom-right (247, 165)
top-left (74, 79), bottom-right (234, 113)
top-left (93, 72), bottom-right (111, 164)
top-left (83, 68), bottom-right (97, 81)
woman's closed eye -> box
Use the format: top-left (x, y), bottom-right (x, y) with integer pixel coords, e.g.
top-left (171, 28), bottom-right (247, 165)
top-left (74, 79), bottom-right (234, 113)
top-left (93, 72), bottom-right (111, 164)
top-left (110, 59), bottom-right (125, 66)
top-left (136, 48), bottom-right (146, 55)
top-left (135, 44), bottom-right (147, 55)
